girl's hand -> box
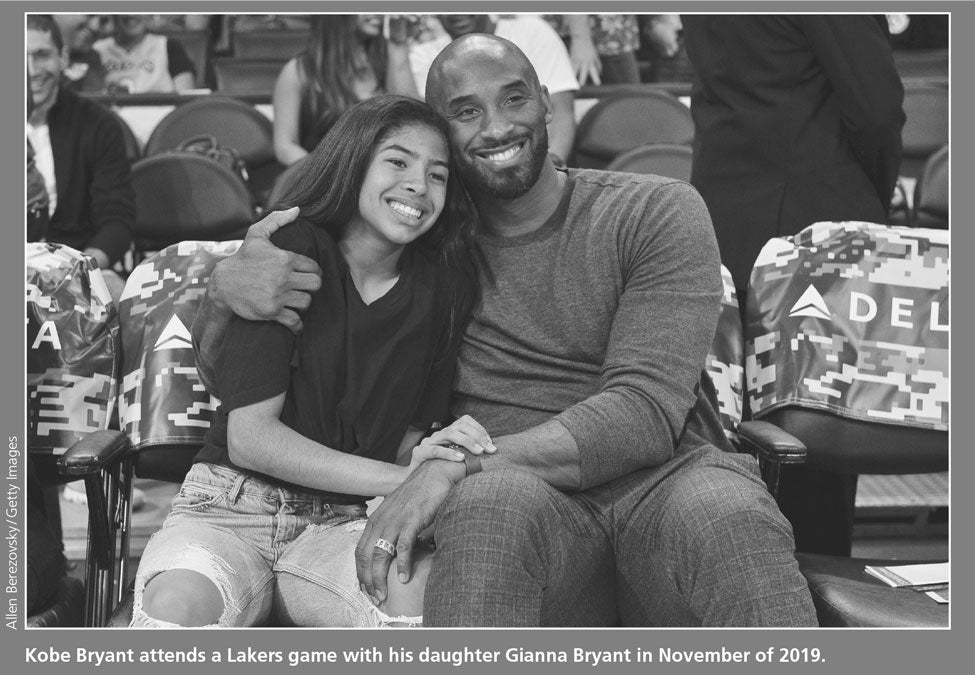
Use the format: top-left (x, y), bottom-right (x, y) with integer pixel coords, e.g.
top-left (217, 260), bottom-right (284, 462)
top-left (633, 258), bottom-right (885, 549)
top-left (422, 415), bottom-right (496, 456)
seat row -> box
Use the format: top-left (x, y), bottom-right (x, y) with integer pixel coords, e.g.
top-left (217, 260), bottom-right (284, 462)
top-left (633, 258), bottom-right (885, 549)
top-left (26, 219), bottom-right (949, 627)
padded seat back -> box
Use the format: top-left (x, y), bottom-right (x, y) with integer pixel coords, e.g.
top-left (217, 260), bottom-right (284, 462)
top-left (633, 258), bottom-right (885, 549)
top-left (26, 243), bottom-right (119, 460)
top-left (212, 58), bottom-right (284, 94)
top-left (605, 142), bottom-right (693, 181)
top-left (745, 221), bottom-right (949, 474)
top-left (131, 153), bottom-right (254, 254)
top-left (144, 96), bottom-right (274, 167)
top-left (572, 90), bottom-right (694, 169)
top-left (706, 265), bottom-right (745, 442)
top-left (118, 241), bottom-right (242, 480)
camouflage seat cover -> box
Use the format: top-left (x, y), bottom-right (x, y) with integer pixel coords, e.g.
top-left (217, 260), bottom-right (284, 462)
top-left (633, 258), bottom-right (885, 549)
top-left (27, 243), bottom-right (119, 455)
top-left (118, 240), bottom-right (241, 449)
top-left (705, 265), bottom-right (744, 441)
top-left (745, 222), bottom-right (949, 431)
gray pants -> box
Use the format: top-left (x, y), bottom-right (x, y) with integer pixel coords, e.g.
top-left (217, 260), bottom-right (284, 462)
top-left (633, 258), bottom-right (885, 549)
top-left (424, 446), bottom-right (817, 626)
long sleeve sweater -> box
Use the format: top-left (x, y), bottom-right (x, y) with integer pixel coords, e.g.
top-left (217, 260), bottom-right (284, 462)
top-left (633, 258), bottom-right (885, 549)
top-left (452, 169), bottom-right (732, 490)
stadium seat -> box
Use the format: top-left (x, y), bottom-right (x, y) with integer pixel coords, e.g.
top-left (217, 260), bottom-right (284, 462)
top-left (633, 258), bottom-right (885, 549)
top-left (27, 242), bottom-right (126, 626)
top-left (144, 96), bottom-right (274, 169)
top-left (232, 28), bottom-right (309, 60)
top-left (745, 221), bottom-right (949, 627)
top-left (130, 154), bottom-right (254, 260)
top-left (900, 84), bottom-right (948, 179)
top-left (605, 143), bottom-right (693, 181)
top-left (571, 89), bottom-right (694, 169)
top-left (913, 145), bottom-right (948, 229)
top-left (144, 95), bottom-right (282, 207)
top-left (212, 57), bottom-right (285, 94)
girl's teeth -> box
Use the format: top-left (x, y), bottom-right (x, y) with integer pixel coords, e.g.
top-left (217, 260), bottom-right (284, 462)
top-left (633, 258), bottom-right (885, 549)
top-left (390, 202), bottom-right (422, 218)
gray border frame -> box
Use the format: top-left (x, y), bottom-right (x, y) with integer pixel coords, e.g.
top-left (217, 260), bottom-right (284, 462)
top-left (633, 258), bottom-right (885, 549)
top-left (4, 3), bottom-right (967, 674)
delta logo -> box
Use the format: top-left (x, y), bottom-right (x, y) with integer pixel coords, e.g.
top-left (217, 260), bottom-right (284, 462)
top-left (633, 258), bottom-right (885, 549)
top-left (788, 284), bottom-right (948, 332)
top-left (154, 315), bottom-right (193, 351)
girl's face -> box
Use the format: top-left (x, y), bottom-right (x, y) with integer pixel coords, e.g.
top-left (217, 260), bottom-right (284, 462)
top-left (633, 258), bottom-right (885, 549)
top-left (348, 123), bottom-right (450, 250)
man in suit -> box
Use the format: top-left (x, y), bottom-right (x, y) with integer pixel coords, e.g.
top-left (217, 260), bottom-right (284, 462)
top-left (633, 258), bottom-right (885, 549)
top-left (683, 15), bottom-right (906, 556)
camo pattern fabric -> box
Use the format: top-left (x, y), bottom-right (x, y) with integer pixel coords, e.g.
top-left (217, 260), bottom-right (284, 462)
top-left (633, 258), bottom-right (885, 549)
top-left (745, 221), bottom-right (949, 431)
top-left (26, 242), bottom-right (119, 455)
top-left (118, 240), bottom-right (241, 449)
top-left (705, 265), bottom-right (744, 440)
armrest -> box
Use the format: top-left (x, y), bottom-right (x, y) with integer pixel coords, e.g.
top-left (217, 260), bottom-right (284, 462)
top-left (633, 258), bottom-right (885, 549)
top-left (737, 420), bottom-right (807, 466)
top-left (57, 430), bottom-right (132, 477)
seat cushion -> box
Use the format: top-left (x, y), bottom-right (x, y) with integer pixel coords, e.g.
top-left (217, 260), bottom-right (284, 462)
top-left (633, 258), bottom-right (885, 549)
top-left (797, 553), bottom-right (948, 627)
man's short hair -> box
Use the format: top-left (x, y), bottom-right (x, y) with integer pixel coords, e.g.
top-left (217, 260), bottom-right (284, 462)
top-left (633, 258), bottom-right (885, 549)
top-left (26, 15), bottom-right (64, 52)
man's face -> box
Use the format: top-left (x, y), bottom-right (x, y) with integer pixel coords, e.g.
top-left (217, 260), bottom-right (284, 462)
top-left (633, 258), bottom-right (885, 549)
top-left (26, 29), bottom-right (66, 112)
top-left (438, 15), bottom-right (491, 39)
top-left (432, 51), bottom-right (551, 201)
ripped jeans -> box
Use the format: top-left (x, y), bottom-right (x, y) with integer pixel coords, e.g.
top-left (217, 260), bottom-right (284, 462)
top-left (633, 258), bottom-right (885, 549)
top-left (131, 462), bottom-right (419, 628)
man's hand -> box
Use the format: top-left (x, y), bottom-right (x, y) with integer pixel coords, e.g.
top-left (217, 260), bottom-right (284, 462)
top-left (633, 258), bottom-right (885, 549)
top-left (209, 207), bottom-right (322, 333)
top-left (355, 460), bottom-right (465, 605)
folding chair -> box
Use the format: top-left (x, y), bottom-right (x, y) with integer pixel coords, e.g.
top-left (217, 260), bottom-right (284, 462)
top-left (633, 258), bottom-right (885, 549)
top-left (745, 221), bottom-right (949, 627)
top-left (27, 242), bottom-right (125, 626)
top-left (571, 89), bottom-right (694, 169)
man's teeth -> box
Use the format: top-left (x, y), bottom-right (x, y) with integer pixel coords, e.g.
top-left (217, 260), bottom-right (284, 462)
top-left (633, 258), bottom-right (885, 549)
top-left (486, 145), bottom-right (520, 162)
top-left (390, 201), bottom-right (422, 219)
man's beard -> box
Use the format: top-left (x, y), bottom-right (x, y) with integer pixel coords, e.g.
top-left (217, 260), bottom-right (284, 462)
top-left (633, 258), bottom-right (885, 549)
top-left (457, 126), bottom-right (549, 201)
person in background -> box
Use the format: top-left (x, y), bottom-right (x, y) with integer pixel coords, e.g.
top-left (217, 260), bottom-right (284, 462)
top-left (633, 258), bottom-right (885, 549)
top-left (682, 15), bottom-right (905, 556)
top-left (26, 14), bottom-right (133, 300)
top-left (546, 14), bottom-right (641, 86)
top-left (409, 14), bottom-right (578, 167)
top-left (93, 14), bottom-right (196, 93)
top-left (272, 15), bottom-right (420, 167)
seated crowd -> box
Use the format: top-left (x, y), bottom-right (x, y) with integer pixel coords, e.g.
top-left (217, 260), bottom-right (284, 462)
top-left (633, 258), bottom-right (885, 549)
top-left (26, 13), bottom-right (946, 627)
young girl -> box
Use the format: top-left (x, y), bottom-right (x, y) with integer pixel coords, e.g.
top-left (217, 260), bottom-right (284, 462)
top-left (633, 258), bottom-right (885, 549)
top-left (272, 15), bottom-right (420, 166)
top-left (131, 95), bottom-right (489, 628)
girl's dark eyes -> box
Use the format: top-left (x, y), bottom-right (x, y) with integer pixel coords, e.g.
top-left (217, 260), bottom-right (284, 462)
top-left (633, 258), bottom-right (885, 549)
top-left (387, 158), bottom-right (407, 167)
top-left (429, 172), bottom-right (447, 183)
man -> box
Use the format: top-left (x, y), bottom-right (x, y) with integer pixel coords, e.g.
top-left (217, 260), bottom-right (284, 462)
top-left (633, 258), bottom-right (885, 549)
top-left (26, 14), bottom-right (134, 300)
top-left (93, 14), bottom-right (196, 93)
top-left (410, 15), bottom-right (578, 166)
top-left (194, 35), bottom-right (816, 627)
top-left (682, 15), bottom-right (905, 556)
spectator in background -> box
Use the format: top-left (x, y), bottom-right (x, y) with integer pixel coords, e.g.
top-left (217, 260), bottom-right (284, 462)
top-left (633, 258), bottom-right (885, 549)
top-left (26, 15), bottom-right (134, 300)
top-left (409, 15), bottom-right (578, 167)
top-left (52, 14), bottom-right (107, 92)
top-left (272, 15), bottom-right (420, 166)
top-left (546, 14), bottom-right (641, 86)
top-left (682, 15), bottom-right (905, 557)
top-left (641, 15), bottom-right (695, 83)
top-left (93, 14), bottom-right (196, 93)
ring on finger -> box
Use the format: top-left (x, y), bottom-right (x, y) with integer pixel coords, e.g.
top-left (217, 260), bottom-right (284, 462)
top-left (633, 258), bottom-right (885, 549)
top-left (374, 538), bottom-right (396, 556)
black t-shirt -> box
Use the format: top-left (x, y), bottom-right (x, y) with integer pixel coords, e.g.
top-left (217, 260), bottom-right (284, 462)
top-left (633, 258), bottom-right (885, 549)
top-left (195, 218), bottom-right (460, 503)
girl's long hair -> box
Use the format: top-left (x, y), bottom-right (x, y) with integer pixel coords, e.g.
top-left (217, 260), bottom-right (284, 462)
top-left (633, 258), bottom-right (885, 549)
top-left (297, 15), bottom-right (387, 141)
top-left (275, 94), bottom-right (481, 359)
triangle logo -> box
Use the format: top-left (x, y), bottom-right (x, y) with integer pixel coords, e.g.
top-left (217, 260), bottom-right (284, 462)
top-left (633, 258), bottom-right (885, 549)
top-left (154, 314), bottom-right (193, 351)
top-left (789, 285), bottom-right (832, 320)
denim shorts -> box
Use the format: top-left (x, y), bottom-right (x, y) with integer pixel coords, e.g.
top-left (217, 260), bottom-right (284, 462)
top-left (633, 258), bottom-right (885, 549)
top-left (131, 462), bottom-right (411, 627)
